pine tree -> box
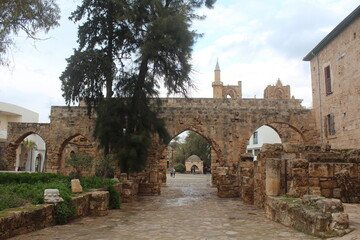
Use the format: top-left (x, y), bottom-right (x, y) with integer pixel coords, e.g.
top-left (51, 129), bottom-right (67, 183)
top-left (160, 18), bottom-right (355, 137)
top-left (60, 0), bottom-right (216, 174)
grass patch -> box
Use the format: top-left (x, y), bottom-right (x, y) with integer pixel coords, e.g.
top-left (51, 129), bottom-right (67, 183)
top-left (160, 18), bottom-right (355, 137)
top-left (0, 173), bottom-right (121, 223)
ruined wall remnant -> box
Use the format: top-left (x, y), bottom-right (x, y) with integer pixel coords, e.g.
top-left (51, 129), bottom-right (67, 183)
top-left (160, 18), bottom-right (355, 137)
top-left (253, 143), bottom-right (360, 207)
top-left (1, 98), bottom-right (318, 198)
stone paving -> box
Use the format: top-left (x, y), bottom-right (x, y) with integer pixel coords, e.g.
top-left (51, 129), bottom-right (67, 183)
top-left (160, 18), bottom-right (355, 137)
top-left (9, 174), bottom-right (359, 240)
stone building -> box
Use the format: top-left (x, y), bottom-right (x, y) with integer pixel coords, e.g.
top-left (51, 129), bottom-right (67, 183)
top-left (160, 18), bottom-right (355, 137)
top-left (212, 60), bottom-right (242, 99)
top-left (185, 155), bottom-right (203, 174)
top-left (303, 5), bottom-right (360, 149)
top-left (263, 79), bottom-right (292, 100)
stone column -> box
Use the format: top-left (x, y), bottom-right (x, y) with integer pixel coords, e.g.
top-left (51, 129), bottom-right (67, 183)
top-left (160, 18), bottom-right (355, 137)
top-left (266, 158), bottom-right (281, 196)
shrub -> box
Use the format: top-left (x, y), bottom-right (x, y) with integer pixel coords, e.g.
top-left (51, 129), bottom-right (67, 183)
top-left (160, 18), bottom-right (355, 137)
top-left (65, 152), bottom-right (93, 178)
top-left (0, 173), bottom-right (120, 221)
top-left (108, 185), bottom-right (121, 209)
top-left (54, 196), bottom-right (76, 224)
top-left (174, 163), bottom-right (186, 173)
top-left (95, 154), bottom-right (116, 178)
top-left (0, 172), bottom-right (69, 184)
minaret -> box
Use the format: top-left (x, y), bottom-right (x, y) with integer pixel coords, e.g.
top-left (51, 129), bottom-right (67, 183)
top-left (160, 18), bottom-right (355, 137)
top-left (212, 59), bottom-right (223, 98)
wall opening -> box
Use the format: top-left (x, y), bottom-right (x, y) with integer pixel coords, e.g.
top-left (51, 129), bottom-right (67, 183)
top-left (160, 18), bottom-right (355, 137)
top-left (247, 126), bottom-right (281, 160)
top-left (16, 134), bottom-right (46, 172)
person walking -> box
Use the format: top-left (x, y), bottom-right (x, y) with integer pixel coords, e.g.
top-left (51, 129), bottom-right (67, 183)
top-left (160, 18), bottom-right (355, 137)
top-left (172, 167), bottom-right (176, 178)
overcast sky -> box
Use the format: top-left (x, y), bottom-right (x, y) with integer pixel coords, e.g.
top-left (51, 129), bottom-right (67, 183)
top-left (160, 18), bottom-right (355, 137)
top-left (1, 0), bottom-right (359, 122)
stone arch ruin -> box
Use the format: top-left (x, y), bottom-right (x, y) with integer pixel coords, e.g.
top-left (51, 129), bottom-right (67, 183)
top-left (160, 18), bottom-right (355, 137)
top-left (2, 98), bottom-right (318, 197)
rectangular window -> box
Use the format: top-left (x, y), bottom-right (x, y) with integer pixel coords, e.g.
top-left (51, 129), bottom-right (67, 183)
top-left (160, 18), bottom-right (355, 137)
top-left (253, 131), bottom-right (258, 144)
top-left (324, 66), bottom-right (332, 95)
top-left (325, 114), bottom-right (335, 136)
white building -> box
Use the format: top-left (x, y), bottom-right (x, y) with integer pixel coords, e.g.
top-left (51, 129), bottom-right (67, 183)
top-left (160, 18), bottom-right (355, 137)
top-left (246, 125), bottom-right (281, 160)
top-left (0, 102), bottom-right (46, 172)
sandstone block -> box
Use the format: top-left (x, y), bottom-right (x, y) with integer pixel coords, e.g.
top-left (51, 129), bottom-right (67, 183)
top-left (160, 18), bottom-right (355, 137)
top-left (333, 188), bottom-right (342, 198)
top-left (309, 163), bottom-right (334, 178)
top-left (71, 179), bottom-right (83, 193)
top-left (262, 144), bottom-right (283, 152)
top-left (316, 198), bottom-right (344, 213)
top-left (321, 188), bottom-right (333, 198)
top-left (290, 159), bottom-right (308, 168)
top-left (320, 179), bottom-right (338, 189)
top-left (331, 212), bottom-right (349, 230)
top-left (309, 177), bottom-right (320, 186)
top-left (283, 143), bottom-right (304, 153)
top-left (89, 191), bottom-right (109, 216)
top-left (309, 187), bottom-right (322, 196)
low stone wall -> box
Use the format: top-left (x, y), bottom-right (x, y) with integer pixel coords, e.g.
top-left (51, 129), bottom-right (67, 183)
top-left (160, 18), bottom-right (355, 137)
top-left (0, 190), bottom-right (109, 239)
top-left (252, 144), bottom-right (360, 208)
top-left (0, 205), bottom-right (55, 239)
top-left (265, 195), bottom-right (350, 238)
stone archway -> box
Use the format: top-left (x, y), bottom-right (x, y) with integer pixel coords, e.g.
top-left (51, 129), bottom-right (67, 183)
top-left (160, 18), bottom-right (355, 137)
top-left (58, 134), bottom-right (98, 176)
top-left (156, 128), bottom-right (219, 187)
top-left (2, 98), bottom-right (319, 198)
top-left (4, 123), bottom-right (50, 171)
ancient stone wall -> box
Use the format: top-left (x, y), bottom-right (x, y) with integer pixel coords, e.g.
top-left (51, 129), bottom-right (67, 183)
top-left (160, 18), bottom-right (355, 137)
top-left (1, 98), bottom-right (318, 198)
top-left (252, 143), bottom-right (360, 208)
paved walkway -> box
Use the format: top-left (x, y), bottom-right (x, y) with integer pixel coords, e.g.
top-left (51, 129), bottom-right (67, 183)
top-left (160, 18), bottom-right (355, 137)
top-left (10, 174), bottom-right (360, 240)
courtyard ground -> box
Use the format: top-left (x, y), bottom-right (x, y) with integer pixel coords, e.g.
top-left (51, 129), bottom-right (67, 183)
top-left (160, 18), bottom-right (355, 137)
top-left (9, 174), bottom-right (360, 240)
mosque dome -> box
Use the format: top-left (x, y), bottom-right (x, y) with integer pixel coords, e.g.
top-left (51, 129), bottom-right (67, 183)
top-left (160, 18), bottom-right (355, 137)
top-left (185, 155), bottom-right (202, 162)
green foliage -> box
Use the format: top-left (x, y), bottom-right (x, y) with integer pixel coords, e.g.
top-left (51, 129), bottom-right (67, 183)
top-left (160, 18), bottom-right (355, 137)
top-left (108, 185), bottom-right (121, 209)
top-left (65, 152), bottom-right (93, 178)
top-left (61, 0), bottom-right (216, 174)
top-left (174, 163), bottom-right (186, 173)
top-left (94, 99), bottom-right (170, 174)
top-left (54, 196), bottom-right (76, 225)
top-left (0, 172), bottom-right (69, 184)
top-left (0, 173), bottom-right (121, 222)
top-left (0, 177), bottom-right (72, 211)
top-left (79, 176), bottom-right (120, 210)
top-left (79, 176), bottom-right (116, 190)
top-left (95, 154), bottom-right (116, 178)
top-left (0, 0), bottom-right (60, 65)
top-left (170, 131), bottom-right (211, 166)
top-left (183, 131), bottom-right (211, 166)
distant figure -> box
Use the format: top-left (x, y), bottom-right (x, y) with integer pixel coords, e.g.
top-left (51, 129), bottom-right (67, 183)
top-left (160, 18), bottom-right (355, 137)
top-left (170, 168), bottom-right (173, 177)
top-left (172, 167), bottom-right (176, 178)
top-left (191, 165), bottom-right (196, 174)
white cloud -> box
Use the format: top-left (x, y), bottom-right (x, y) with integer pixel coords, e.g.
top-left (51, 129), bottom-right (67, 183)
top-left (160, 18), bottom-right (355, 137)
top-left (1, 0), bottom-right (359, 122)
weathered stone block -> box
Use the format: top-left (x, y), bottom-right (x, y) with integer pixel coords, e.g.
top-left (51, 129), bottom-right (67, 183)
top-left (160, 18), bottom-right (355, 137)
top-left (320, 179), bottom-right (337, 189)
top-left (334, 163), bottom-right (357, 178)
top-left (71, 179), bottom-right (83, 193)
top-left (266, 158), bottom-right (281, 196)
top-left (89, 191), bottom-right (109, 216)
top-left (321, 188), bottom-right (333, 198)
top-left (330, 212), bottom-right (349, 230)
top-left (316, 198), bottom-right (344, 213)
top-left (333, 188), bottom-right (342, 198)
top-left (71, 193), bottom-right (90, 217)
top-left (283, 143), bottom-right (304, 153)
top-left (309, 187), bottom-right (322, 196)
top-left (262, 144), bottom-right (283, 152)
top-left (290, 159), bottom-right (309, 168)
top-left (309, 177), bottom-right (320, 186)
top-left (309, 163), bottom-right (334, 178)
